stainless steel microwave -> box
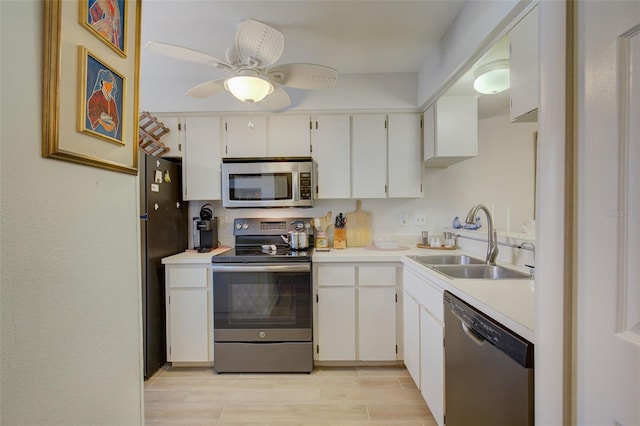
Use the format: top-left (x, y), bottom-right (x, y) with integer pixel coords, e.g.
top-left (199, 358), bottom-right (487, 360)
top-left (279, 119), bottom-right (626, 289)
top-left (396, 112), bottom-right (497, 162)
top-left (221, 158), bottom-right (314, 208)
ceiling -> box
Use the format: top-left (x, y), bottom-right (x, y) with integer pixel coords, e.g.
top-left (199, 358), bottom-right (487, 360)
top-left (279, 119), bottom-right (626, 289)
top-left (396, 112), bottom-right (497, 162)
top-left (140, 0), bottom-right (510, 115)
top-left (140, 1), bottom-right (466, 87)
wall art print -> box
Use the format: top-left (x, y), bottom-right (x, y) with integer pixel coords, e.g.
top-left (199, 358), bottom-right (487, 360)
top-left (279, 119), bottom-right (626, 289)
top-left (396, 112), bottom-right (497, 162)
top-left (43, 0), bottom-right (140, 175)
top-left (80, 0), bottom-right (127, 57)
top-left (78, 47), bottom-right (125, 145)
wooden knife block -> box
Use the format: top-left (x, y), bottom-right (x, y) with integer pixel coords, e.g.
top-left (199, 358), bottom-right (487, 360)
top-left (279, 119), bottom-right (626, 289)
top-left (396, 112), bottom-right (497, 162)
top-left (333, 228), bottom-right (346, 249)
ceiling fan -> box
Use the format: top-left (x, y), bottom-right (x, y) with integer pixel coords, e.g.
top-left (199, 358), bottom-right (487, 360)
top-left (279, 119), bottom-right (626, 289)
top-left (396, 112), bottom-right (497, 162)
top-left (145, 18), bottom-right (338, 110)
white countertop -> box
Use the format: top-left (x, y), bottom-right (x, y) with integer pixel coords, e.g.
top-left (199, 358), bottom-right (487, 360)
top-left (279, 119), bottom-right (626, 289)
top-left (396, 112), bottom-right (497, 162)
top-left (315, 246), bottom-right (535, 343)
top-left (160, 245), bottom-right (535, 342)
top-left (402, 256), bottom-right (535, 343)
top-left (161, 247), bottom-right (232, 264)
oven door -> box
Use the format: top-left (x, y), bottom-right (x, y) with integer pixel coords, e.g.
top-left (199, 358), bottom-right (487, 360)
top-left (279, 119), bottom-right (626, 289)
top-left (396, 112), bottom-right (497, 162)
top-left (211, 263), bottom-right (312, 342)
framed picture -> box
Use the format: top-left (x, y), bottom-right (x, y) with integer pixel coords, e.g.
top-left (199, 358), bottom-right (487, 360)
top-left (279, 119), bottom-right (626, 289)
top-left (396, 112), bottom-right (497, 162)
top-left (78, 47), bottom-right (125, 145)
top-left (80, 0), bottom-right (127, 57)
top-left (43, 0), bottom-right (140, 175)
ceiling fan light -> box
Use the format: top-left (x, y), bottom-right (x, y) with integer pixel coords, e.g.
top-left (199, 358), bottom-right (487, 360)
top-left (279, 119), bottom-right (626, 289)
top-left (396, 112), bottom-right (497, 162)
top-left (224, 76), bottom-right (273, 103)
top-left (473, 59), bottom-right (510, 95)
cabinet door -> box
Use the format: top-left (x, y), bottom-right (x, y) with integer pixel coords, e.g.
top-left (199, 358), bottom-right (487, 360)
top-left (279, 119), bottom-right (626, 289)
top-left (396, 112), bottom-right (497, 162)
top-left (388, 113), bottom-right (423, 198)
top-left (436, 96), bottom-right (478, 157)
top-left (403, 290), bottom-right (421, 388)
top-left (424, 97), bottom-right (478, 168)
top-left (224, 116), bottom-right (267, 157)
top-left (358, 287), bottom-right (396, 361)
top-left (158, 116), bottom-right (182, 158)
top-left (317, 287), bottom-right (356, 360)
top-left (423, 104), bottom-right (436, 161)
top-left (351, 114), bottom-right (387, 198)
top-left (168, 288), bottom-right (209, 362)
top-left (182, 116), bottom-right (222, 201)
top-left (311, 115), bottom-right (351, 199)
top-left (268, 115), bottom-right (311, 156)
top-left (420, 306), bottom-right (444, 426)
top-left (509, 5), bottom-right (539, 122)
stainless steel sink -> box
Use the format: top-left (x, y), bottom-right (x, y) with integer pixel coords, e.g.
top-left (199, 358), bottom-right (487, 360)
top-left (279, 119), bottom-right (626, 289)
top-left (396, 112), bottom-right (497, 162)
top-left (430, 264), bottom-right (531, 280)
top-left (408, 255), bottom-right (485, 265)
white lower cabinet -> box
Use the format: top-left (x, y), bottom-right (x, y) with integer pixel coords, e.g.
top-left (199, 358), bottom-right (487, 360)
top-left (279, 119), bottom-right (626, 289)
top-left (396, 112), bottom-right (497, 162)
top-left (317, 286), bottom-right (356, 360)
top-left (165, 265), bottom-right (213, 363)
top-left (315, 263), bottom-right (398, 361)
top-left (403, 266), bottom-right (445, 426)
top-left (358, 286), bottom-right (397, 360)
top-left (420, 306), bottom-right (444, 426)
top-left (402, 291), bottom-right (421, 385)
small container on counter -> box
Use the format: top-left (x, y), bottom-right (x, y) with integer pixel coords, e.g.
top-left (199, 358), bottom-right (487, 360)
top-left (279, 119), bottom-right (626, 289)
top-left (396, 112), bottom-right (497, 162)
top-left (315, 232), bottom-right (329, 251)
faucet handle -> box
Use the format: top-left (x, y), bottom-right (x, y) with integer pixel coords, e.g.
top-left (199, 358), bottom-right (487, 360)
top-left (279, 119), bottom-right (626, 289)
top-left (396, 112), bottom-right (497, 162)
top-left (525, 264), bottom-right (535, 278)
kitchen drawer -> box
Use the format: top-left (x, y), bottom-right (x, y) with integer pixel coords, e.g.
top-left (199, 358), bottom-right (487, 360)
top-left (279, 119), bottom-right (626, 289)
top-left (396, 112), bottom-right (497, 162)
top-left (358, 265), bottom-right (397, 286)
top-left (317, 265), bottom-right (356, 286)
top-left (404, 268), bottom-right (444, 322)
top-left (168, 266), bottom-right (209, 288)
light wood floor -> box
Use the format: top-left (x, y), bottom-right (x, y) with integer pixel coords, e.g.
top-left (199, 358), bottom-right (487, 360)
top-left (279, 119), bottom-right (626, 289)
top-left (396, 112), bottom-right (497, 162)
top-left (144, 364), bottom-right (437, 425)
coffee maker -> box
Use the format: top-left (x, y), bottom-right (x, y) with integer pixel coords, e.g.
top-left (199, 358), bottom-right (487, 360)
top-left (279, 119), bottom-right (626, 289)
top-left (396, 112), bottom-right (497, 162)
top-left (193, 204), bottom-right (218, 253)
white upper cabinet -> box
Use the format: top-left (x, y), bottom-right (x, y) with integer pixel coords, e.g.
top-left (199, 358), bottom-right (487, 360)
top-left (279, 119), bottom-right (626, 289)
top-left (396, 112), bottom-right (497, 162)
top-left (311, 115), bottom-right (351, 199)
top-left (388, 113), bottom-right (423, 197)
top-left (424, 96), bottom-right (478, 168)
top-left (157, 116), bottom-right (183, 158)
top-left (223, 116), bottom-right (267, 157)
top-left (182, 116), bottom-right (222, 201)
top-left (267, 115), bottom-right (311, 157)
top-left (351, 114), bottom-right (388, 198)
top-left (509, 5), bottom-right (539, 122)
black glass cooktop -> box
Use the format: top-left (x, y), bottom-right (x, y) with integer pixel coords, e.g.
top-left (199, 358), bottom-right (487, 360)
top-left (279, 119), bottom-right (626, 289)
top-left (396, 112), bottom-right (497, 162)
top-left (212, 246), bottom-right (313, 263)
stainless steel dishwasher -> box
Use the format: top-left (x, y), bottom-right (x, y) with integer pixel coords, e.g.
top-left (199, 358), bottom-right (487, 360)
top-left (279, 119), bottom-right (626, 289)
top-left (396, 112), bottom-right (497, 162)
top-left (443, 291), bottom-right (534, 426)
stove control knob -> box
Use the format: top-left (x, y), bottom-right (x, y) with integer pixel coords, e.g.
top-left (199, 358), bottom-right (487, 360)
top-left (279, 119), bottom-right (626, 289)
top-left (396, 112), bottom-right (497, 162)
top-left (242, 223), bottom-right (249, 230)
top-left (259, 331), bottom-right (266, 339)
top-left (235, 223), bottom-right (242, 230)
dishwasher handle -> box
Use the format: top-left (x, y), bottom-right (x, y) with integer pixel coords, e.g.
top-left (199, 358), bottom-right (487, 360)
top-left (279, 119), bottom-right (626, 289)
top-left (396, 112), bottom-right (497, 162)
top-left (461, 322), bottom-right (486, 346)
top-left (452, 309), bottom-right (487, 346)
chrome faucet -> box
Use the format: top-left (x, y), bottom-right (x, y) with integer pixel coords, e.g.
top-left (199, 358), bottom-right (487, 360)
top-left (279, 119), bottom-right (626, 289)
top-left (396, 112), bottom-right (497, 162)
top-left (465, 204), bottom-right (498, 265)
top-left (517, 241), bottom-right (536, 277)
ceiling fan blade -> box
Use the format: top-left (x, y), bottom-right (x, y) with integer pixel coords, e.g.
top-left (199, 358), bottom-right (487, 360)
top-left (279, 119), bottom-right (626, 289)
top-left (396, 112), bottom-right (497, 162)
top-left (259, 86), bottom-right (291, 110)
top-left (236, 19), bottom-right (284, 67)
top-left (186, 79), bottom-right (226, 98)
top-left (145, 41), bottom-right (231, 70)
top-left (267, 63), bottom-right (337, 89)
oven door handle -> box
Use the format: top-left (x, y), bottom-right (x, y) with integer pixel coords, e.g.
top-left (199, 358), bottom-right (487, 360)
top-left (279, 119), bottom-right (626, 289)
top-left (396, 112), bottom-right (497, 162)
top-left (211, 264), bottom-right (311, 273)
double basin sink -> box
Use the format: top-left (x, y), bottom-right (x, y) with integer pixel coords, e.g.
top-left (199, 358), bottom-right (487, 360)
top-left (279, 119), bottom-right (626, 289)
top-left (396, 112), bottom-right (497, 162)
top-left (407, 255), bottom-right (531, 280)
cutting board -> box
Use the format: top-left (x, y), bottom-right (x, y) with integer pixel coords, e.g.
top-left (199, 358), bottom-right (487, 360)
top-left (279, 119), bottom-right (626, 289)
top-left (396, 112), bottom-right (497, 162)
top-left (346, 200), bottom-right (372, 247)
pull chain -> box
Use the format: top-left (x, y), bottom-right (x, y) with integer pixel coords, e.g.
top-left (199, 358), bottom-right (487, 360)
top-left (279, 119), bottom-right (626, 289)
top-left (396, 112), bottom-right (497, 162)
top-left (247, 102), bottom-right (255, 129)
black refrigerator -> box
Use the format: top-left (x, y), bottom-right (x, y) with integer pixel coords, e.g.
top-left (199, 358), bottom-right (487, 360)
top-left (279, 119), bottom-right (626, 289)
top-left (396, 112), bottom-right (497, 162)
top-left (140, 155), bottom-right (188, 379)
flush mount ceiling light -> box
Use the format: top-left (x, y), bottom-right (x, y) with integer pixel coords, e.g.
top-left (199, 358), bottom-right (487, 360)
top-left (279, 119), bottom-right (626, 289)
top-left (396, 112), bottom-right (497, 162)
top-left (473, 59), bottom-right (510, 95)
top-left (224, 72), bottom-right (274, 103)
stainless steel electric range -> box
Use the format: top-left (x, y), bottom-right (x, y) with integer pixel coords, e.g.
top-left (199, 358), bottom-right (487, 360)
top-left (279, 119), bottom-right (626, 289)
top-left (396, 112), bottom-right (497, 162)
top-left (211, 217), bottom-right (313, 373)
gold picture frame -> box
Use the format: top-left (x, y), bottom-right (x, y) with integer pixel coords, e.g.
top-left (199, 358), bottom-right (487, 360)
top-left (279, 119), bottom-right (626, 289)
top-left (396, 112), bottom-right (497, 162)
top-left (79, 0), bottom-right (128, 58)
top-left (77, 47), bottom-right (126, 145)
top-left (43, 0), bottom-right (140, 175)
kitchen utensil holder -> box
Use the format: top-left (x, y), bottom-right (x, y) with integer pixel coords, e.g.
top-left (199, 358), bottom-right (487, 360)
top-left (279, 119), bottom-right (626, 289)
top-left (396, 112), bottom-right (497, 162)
top-left (333, 228), bottom-right (346, 249)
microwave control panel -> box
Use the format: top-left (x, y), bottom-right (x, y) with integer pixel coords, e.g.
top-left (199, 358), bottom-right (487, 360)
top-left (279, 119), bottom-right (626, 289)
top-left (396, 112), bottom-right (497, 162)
top-left (299, 172), bottom-right (312, 200)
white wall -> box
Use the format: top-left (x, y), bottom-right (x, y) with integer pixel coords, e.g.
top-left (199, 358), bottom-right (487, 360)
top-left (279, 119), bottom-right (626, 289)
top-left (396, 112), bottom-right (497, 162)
top-left (0, 2), bottom-right (143, 424)
top-left (140, 72), bottom-right (420, 113)
top-left (417, 0), bottom-right (531, 107)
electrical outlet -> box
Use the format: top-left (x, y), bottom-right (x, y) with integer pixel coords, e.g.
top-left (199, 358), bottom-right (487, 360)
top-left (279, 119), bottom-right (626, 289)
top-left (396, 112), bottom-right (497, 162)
top-left (400, 211), bottom-right (408, 225)
top-left (414, 213), bottom-right (427, 226)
